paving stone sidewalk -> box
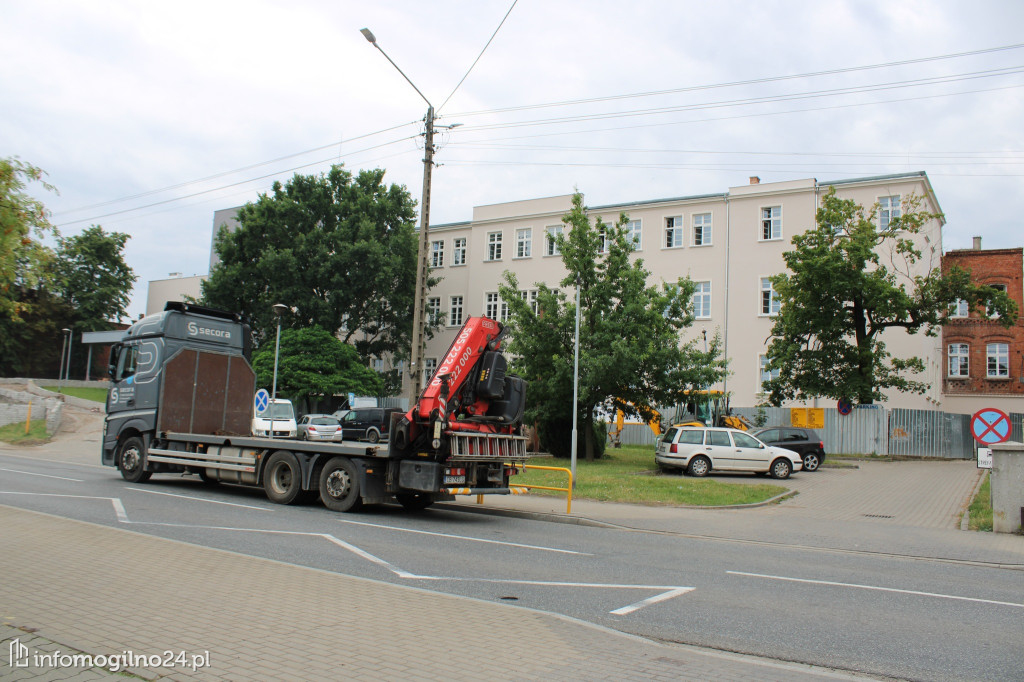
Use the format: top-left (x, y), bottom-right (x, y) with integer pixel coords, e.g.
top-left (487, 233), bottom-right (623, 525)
top-left (2, 505), bottom-right (871, 681)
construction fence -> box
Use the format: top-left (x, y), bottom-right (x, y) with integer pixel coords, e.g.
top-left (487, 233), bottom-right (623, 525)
top-left (611, 405), bottom-right (1013, 459)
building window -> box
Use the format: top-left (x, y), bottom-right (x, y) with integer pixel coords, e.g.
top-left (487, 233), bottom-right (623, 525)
top-left (879, 195), bottom-right (901, 230)
top-left (987, 343), bottom-right (1009, 378)
top-left (761, 206), bottom-right (781, 241)
top-left (423, 357), bottom-right (437, 384)
top-left (515, 228), bottom-right (532, 258)
top-left (625, 219), bottom-right (642, 250)
top-left (485, 292), bottom-right (500, 320)
top-left (519, 289), bottom-right (539, 314)
top-left (693, 213), bottom-right (712, 246)
top-left (598, 225), bottom-right (609, 254)
top-left (988, 283), bottom-right (1007, 318)
top-left (948, 343), bottom-right (969, 377)
top-left (487, 232), bottom-right (502, 261)
top-left (449, 296), bottom-right (464, 327)
top-left (759, 354), bottom-right (780, 389)
top-left (665, 216), bottom-right (684, 248)
top-left (430, 240), bottom-right (444, 268)
top-left (545, 226), bottom-right (562, 256)
top-left (427, 297), bottom-right (441, 325)
top-left (692, 281), bottom-right (711, 319)
top-left (452, 238), bottom-right (466, 266)
top-left (950, 299), bottom-right (969, 318)
top-left (372, 358), bottom-right (384, 373)
top-left (760, 277), bottom-right (780, 315)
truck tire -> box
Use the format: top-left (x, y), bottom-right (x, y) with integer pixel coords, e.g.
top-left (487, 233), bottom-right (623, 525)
top-left (319, 457), bottom-right (363, 512)
top-left (264, 450), bottom-right (303, 505)
top-left (117, 436), bottom-right (152, 483)
top-left (396, 493), bottom-right (434, 511)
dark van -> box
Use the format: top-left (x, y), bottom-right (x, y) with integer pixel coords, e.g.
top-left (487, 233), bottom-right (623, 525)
top-left (340, 407), bottom-right (402, 443)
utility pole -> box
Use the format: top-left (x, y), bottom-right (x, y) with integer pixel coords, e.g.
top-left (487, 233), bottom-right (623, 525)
top-left (408, 106), bottom-right (434, 403)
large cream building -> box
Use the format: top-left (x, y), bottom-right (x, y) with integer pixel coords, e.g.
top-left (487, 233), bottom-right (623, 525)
top-left (411, 172), bottom-right (945, 410)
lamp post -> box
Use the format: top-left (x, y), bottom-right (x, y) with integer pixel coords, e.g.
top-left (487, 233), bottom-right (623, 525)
top-left (57, 328), bottom-right (71, 394)
top-left (570, 280), bottom-right (581, 487)
top-left (270, 303), bottom-right (289, 439)
top-left (361, 27), bottom-right (435, 407)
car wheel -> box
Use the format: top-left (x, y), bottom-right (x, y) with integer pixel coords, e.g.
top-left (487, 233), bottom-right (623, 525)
top-left (117, 436), bottom-right (152, 483)
top-left (688, 456), bottom-right (711, 477)
top-left (802, 452), bottom-right (821, 472)
top-left (366, 428), bottom-right (381, 444)
top-left (770, 458), bottom-right (792, 479)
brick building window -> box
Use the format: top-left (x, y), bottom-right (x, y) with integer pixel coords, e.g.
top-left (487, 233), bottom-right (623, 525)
top-left (950, 299), bottom-right (969, 318)
top-left (987, 343), bottom-right (1009, 378)
top-left (948, 343), bottom-right (969, 377)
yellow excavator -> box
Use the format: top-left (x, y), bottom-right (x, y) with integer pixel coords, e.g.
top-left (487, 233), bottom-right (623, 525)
top-left (673, 390), bottom-right (752, 431)
top-left (607, 402), bottom-right (662, 447)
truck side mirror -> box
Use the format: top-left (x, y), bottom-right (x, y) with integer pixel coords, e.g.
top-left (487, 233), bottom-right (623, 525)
top-left (107, 343), bottom-right (121, 378)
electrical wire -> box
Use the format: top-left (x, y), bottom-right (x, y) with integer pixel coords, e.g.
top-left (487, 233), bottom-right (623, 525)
top-left (438, 0), bottom-right (519, 113)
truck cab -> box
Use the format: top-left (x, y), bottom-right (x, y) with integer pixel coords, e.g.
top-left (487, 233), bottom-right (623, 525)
top-left (102, 302), bottom-right (251, 467)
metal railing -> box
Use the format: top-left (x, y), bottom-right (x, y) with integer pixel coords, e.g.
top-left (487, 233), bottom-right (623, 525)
top-left (510, 464), bottom-right (574, 513)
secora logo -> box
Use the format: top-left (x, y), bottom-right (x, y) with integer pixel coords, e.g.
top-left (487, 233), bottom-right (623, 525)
top-left (186, 321), bottom-right (231, 340)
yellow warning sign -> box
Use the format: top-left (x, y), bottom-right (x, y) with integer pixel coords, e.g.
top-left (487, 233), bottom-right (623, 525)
top-left (791, 407), bottom-right (825, 429)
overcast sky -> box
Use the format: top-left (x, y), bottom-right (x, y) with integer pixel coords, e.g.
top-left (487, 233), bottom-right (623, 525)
top-left (3, 0), bottom-right (1023, 320)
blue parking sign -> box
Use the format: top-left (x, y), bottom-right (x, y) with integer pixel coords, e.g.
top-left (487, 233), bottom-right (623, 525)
top-left (254, 389), bottom-right (270, 415)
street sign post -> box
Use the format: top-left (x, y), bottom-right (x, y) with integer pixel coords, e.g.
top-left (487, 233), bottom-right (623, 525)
top-left (837, 399), bottom-right (853, 416)
top-left (970, 408), bottom-right (1011, 446)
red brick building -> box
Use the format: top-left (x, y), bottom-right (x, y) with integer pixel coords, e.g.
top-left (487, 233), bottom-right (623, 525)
top-left (941, 239), bottom-right (1024, 413)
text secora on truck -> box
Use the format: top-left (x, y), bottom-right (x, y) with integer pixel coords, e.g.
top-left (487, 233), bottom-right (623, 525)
top-left (102, 302), bottom-right (529, 512)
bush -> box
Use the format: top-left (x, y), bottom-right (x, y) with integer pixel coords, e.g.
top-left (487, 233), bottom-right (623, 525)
top-left (537, 417), bottom-right (607, 460)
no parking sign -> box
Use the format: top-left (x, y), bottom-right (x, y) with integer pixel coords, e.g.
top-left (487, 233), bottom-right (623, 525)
top-left (971, 408), bottom-right (1011, 446)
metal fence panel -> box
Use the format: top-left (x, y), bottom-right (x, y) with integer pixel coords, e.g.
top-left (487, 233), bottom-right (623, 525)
top-left (733, 406), bottom-right (888, 455)
top-left (888, 409), bottom-right (973, 459)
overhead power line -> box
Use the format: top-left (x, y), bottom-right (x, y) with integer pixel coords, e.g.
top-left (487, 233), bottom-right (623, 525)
top-left (438, 0), bottom-right (519, 113)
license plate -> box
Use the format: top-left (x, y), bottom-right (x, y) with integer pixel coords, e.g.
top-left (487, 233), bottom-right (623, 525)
top-left (444, 475), bottom-right (466, 485)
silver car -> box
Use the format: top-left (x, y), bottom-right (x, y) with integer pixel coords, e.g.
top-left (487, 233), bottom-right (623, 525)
top-left (655, 426), bottom-right (802, 479)
top-left (296, 414), bottom-right (343, 442)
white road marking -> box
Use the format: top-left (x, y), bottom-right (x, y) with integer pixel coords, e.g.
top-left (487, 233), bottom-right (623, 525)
top-left (333, 517), bottom-right (589, 555)
top-left (728, 571), bottom-right (1024, 609)
top-left (0, 490), bottom-right (692, 614)
top-left (125, 486), bottom-right (273, 511)
top-left (0, 467), bottom-right (83, 482)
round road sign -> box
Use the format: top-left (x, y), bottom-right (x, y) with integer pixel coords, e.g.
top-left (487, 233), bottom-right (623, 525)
top-left (837, 399), bottom-right (853, 416)
top-left (254, 388), bottom-right (270, 416)
top-left (971, 408), bottom-right (1012, 446)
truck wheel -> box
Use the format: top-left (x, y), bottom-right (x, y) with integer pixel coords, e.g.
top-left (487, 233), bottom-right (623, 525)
top-left (117, 436), bottom-right (152, 483)
top-left (396, 493), bottom-right (434, 511)
top-left (366, 428), bottom-right (381, 444)
top-left (319, 457), bottom-right (363, 512)
top-left (264, 451), bottom-right (303, 504)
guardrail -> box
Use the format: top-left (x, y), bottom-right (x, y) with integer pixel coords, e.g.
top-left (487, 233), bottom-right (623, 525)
top-left (513, 464), bottom-right (574, 513)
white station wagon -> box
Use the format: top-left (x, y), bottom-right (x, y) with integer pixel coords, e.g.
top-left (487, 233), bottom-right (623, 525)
top-left (656, 426), bottom-right (802, 479)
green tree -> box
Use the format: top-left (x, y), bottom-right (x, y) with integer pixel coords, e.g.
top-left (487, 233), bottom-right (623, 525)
top-left (52, 225), bottom-right (136, 329)
top-left (0, 157), bottom-right (58, 322)
top-left (201, 166), bottom-right (431, 368)
top-left (764, 187), bottom-right (1017, 405)
top-left (251, 326), bottom-right (383, 404)
top-left (499, 192), bottom-right (727, 461)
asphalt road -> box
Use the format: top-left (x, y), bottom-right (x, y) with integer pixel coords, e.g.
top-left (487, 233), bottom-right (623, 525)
top-left (1, 451), bottom-right (1021, 682)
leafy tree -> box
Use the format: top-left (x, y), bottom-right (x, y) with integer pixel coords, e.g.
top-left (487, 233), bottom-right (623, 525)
top-left (763, 187), bottom-right (1017, 405)
top-left (499, 192), bottom-right (727, 461)
top-left (0, 157), bottom-right (58, 322)
top-left (52, 225), bottom-right (136, 329)
top-left (251, 326), bottom-right (383, 404)
top-left (201, 166), bottom-right (432, 369)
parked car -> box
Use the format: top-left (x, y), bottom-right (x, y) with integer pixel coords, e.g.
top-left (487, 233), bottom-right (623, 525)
top-left (751, 426), bottom-right (826, 472)
top-left (655, 426), bottom-right (802, 479)
top-left (339, 407), bottom-right (402, 443)
top-left (296, 414), bottom-right (343, 442)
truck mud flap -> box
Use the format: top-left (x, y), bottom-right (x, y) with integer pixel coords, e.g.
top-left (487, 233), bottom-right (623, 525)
top-left (398, 460), bottom-right (442, 492)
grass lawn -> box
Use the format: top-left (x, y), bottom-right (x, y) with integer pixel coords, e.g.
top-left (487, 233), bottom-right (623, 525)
top-left (516, 444), bottom-right (788, 507)
top-left (41, 386), bottom-right (108, 403)
top-left (967, 472), bottom-right (992, 532)
top-left (0, 419), bottom-right (49, 444)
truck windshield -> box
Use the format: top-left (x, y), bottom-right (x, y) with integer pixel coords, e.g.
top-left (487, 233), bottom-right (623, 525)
top-left (266, 403), bottom-right (294, 419)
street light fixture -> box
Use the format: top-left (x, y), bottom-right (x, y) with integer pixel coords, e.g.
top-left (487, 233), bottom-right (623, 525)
top-left (270, 304), bottom-right (289, 440)
top-left (361, 26), bottom-right (435, 406)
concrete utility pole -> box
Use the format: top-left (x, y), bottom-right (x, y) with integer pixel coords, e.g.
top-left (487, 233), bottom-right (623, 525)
top-left (361, 27), bottom-right (435, 406)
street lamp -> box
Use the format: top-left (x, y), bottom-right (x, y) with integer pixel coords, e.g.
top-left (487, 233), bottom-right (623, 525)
top-left (361, 26), bottom-right (435, 406)
top-left (270, 303), bottom-right (289, 439)
top-left (57, 328), bottom-right (71, 394)
top-left (570, 279), bottom-right (581, 487)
